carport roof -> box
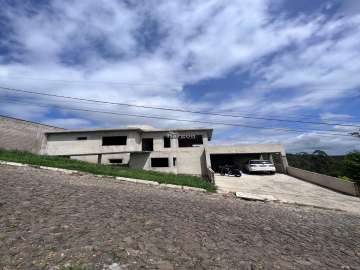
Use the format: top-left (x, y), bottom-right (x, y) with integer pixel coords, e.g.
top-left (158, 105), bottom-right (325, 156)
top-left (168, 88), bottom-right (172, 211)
top-left (208, 144), bottom-right (286, 155)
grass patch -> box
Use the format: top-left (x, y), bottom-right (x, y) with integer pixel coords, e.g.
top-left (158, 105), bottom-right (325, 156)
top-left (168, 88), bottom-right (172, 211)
top-left (0, 149), bottom-right (216, 192)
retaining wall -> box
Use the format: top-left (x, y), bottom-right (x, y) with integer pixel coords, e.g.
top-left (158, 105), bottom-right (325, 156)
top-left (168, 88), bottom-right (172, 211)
top-left (0, 115), bottom-right (63, 154)
top-left (287, 166), bottom-right (359, 197)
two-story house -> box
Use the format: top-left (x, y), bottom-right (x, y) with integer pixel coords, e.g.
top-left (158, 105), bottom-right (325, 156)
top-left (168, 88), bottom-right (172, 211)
top-left (44, 127), bottom-right (213, 176)
top-left (0, 115), bottom-right (288, 177)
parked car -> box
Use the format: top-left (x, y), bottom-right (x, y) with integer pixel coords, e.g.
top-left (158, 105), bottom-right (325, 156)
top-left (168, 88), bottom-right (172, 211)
top-left (219, 165), bottom-right (242, 177)
top-left (245, 160), bottom-right (276, 174)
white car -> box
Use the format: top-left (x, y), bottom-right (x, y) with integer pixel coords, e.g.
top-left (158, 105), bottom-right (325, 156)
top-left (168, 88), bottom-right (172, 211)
top-left (245, 160), bottom-right (276, 174)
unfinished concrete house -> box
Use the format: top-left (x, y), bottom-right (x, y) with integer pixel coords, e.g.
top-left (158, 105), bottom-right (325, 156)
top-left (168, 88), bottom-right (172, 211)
top-left (0, 115), bottom-right (288, 177)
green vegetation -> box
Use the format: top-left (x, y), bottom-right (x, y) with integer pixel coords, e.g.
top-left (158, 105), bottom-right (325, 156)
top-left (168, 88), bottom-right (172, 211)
top-left (287, 150), bottom-right (360, 184)
top-left (0, 149), bottom-right (216, 192)
top-left (344, 152), bottom-right (360, 182)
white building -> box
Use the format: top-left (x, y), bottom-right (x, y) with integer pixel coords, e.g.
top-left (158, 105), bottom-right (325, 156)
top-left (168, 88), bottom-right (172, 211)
top-left (44, 126), bottom-right (288, 177)
top-left (0, 115), bottom-right (288, 177)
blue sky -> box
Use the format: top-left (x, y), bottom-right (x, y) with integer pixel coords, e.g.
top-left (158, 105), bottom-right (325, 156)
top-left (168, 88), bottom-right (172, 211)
top-left (0, 0), bottom-right (360, 154)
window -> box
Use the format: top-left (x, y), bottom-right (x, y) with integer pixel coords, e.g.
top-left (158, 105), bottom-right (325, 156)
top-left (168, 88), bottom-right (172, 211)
top-left (109, 159), bottom-right (123, 164)
top-left (173, 157), bottom-right (176, 166)
top-left (142, 138), bottom-right (154, 151)
top-left (151, 158), bottom-right (169, 167)
top-left (178, 135), bottom-right (203, 147)
top-left (164, 136), bottom-right (171, 148)
top-left (102, 136), bottom-right (127, 146)
top-left (77, 137), bottom-right (87, 140)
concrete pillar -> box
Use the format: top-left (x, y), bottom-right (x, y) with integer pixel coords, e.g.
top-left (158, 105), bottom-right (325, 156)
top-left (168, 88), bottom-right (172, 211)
top-left (204, 147), bottom-right (211, 168)
top-left (171, 136), bottom-right (178, 148)
top-left (282, 155), bottom-right (289, 173)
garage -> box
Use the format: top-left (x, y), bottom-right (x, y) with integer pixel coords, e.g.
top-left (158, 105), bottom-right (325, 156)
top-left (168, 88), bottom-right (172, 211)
top-left (210, 153), bottom-right (260, 173)
top-left (207, 145), bottom-right (288, 173)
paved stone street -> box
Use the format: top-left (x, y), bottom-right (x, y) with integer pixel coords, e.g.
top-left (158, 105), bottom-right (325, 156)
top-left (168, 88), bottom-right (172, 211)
top-left (1, 165), bottom-right (360, 270)
top-left (215, 173), bottom-right (360, 214)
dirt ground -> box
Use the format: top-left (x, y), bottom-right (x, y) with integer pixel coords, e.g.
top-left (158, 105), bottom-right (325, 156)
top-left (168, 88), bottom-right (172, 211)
top-left (1, 165), bottom-right (360, 270)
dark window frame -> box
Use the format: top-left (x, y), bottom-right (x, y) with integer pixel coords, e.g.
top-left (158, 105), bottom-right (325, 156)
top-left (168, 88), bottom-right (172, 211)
top-left (76, 137), bottom-right (87, 140)
top-left (164, 136), bottom-right (171, 148)
top-left (109, 159), bottom-right (123, 164)
top-left (102, 136), bottom-right (127, 146)
top-left (151, 158), bottom-right (169, 167)
top-left (142, 138), bottom-right (154, 151)
top-left (178, 135), bottom-right (203, 147)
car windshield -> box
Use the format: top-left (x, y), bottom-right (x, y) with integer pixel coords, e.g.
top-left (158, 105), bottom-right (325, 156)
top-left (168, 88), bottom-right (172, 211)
top-left (250, 160), bottom-right (273, 165)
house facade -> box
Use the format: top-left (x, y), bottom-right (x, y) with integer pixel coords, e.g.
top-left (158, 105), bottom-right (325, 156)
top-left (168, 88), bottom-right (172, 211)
top-left (44, 127), bottom-right (288, 176)
top-left (0, 115), bottom-right (288, 177)
top-left (44, 127), bottom-right (213, 176)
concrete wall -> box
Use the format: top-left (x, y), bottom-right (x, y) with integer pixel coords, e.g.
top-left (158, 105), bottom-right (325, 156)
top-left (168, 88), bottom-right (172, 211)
top-left (141, 130), bottom-right (209, 151)
top-left (70, 155), bottom-right (99, 163)
top-left (46, 130), bottom-right (141, 155)
top-left (46, 130), bottom-right (209, 156)
top-left (46, 130), bottom-right (210, 175)
top-left (71, 153), bottom-right (130, 165)
top-left (129, 151), bottom-right (178, 174)
top-left (287, 166), bottom-right (359, 197)
top-left (0, 115), bottom-right (63, 154)
top-left (176, 147), bottom-right (207, 176)
top-left (208, 144), bottom-right (286, 156)
top-left (129, 147), bottom-right (207, 176)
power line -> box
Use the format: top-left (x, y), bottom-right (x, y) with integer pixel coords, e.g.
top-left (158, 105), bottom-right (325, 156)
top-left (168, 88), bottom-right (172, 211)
top-left (2, 76), bottom-right (360, 122)
top-left (3, 98), bottom-right (356, 138)
top-left (4, 96), bottom-right (350, 134)
top-left (1, 85), bottom-right (360, 128)
top-left (1, 78), bottom-right (359, 121)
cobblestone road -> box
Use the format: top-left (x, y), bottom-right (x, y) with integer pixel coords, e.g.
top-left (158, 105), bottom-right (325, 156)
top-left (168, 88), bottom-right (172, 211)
top-left (1, 165), bottom-right (360, 269)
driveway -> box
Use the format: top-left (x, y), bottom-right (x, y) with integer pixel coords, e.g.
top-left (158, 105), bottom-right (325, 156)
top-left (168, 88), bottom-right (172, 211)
top-left (215, 173), bottom-right (360, 214)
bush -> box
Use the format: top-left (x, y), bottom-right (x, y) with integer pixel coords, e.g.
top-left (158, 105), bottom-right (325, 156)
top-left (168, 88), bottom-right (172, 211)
top-left (343, 151), bottom-right (360, 183)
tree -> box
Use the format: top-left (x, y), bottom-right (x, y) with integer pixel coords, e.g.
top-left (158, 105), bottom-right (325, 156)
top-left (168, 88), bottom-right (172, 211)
top-left (343, 151), bottom-right (360, 183)
top-left (313, 150), bottom-right (328, 156)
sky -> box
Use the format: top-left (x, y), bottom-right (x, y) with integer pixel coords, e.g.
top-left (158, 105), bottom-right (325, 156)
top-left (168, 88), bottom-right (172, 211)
top-left (0, 0), bottom-right (359, 154)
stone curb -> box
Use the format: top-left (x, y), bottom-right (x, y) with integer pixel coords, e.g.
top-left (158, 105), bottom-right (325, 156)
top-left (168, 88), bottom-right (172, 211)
top-left (182, 186), bottom-right (207, 192)
top-left (115, 177), bottom-right (160, 186)
top-left (0, 161), bottom-right (28, 167)
top-left (161, 183), bottom-right (183, 189)
top-left (39, 166), bottom-right (80, 175)
top-left (235, 192), bottom-right (277, 202)
top-left (0, 160), bottom-right (207, 193)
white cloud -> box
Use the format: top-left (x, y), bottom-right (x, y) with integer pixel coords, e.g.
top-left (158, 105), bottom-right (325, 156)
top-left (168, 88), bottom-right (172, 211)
top-left (321, 112), bottom-right (353, 121)
top-left (0, 0), bottom-right (359, 154)
top-left (44, 118), bottom-right (93, 129)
